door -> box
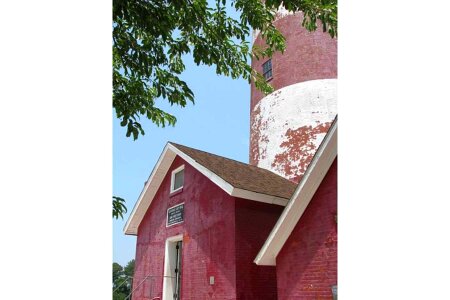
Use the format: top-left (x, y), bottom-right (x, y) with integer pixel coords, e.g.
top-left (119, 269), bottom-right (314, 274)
top-left (174, 241), bottom-right (182, 299)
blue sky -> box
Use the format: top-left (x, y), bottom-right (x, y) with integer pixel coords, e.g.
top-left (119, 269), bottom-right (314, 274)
top-left (113, 51), bottom-right (252, 266)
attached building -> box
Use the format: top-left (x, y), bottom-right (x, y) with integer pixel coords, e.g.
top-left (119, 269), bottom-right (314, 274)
top-left (124, 118), bottom-right (337, 300)
top-left (124, 142), bottom-right (297, 300)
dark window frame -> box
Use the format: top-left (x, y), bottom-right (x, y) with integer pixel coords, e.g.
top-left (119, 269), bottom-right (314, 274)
top-left (262, 59), bottom-right (273, 80)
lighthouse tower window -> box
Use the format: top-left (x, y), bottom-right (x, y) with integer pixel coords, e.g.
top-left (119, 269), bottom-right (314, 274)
top-left (262, 59), bottom-right (273, 80)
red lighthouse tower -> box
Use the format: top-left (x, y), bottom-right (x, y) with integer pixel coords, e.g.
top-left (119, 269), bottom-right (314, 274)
top-left (250, 11), bottom-right (337, 183)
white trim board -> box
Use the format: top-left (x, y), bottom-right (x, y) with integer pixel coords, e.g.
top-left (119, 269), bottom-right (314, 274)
top-left (254, 118), bottom-right (337, 266)
top-left (123, 143), bottom-right (290, 235)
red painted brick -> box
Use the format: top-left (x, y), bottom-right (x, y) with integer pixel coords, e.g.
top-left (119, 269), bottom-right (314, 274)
top-left (131, 156), bottom-right (284, 300)
top-left (276, 158), bottom-right (337, 300)
top-left (132, 157), bottom-right (236, 300)
top-left (235, 199), bottom-right (284, 299)
top-left (249, 13), bottom-right (337, 171)
top-left (250, 13), bottom-right (337, 112)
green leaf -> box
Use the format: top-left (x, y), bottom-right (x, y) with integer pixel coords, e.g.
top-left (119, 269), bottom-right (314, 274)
top-left (113, 0), bottom-right (337, 140)
top-left (113, 196), bottom-right (127, 219)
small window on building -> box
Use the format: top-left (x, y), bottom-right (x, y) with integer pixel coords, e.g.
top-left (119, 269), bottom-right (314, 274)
top-left (171, 165), bottom-right (184, 193)
top-left (262, 59), bottom-right (273, 80)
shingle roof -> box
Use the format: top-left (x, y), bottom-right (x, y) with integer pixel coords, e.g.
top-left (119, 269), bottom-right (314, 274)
top-left (169, 142), bottom-right (296, 199)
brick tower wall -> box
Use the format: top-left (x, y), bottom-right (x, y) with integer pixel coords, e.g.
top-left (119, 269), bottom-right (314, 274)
top-left (250, 13), bottom-right (337, 183)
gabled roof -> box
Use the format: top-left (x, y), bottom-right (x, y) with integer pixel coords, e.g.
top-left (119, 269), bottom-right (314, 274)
top-left (254, 117), bottom-right (337, 266)
top-left (124, 142), bottom-right (297, 235)
top-left (170, 143), bottom-right (296, 199)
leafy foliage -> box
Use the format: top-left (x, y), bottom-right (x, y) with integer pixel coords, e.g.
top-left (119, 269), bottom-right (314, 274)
top-left (113, 262), bottom-right (124, 282)
top-left (112, 0), bottom-right (337, 218)
top-left (113, 0), bottom-right (337, 140)
top-left (124, 259), bottom-right (135, 277)
top-left (113, 260), bottom-right (135, 300)
top-left (113, 196), bottom-right (128, 219)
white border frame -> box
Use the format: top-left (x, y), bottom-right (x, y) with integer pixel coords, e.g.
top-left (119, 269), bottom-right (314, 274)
top-left (162, 234), bottom-right (184, 300)
top-left (166, 202), bottom-right (185, 227)
top-left (170, 165), bottom-right (185, 194)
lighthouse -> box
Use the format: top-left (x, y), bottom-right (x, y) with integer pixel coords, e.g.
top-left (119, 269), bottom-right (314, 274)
top-left (124, 9), bottom-right (338, 300)
top-left (249, 11), bottom-right (337, 183)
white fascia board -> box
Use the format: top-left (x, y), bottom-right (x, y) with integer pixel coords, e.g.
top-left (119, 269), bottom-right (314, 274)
top-left (123, 144), bottom-right (176, 235)
top-left (254, 118), bottom-right (337, 266)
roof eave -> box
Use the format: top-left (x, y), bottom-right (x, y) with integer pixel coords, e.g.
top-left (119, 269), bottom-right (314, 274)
top-left (123, 143), bottom-right (175, 235)
top-left (231, 188), bottom-right (289, 206)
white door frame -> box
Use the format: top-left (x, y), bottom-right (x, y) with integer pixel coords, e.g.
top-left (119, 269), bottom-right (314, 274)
top-left (162, 234), bottom-right (183, 300)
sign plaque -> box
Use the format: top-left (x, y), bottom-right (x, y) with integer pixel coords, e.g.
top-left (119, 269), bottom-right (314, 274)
top-left (167, 203), bottom-right (184, 226)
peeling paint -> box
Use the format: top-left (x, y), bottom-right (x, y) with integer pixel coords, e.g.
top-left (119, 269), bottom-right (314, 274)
top-left (252, 29), bottom-right (261, 45)
top-left (275, 6), bottom-right (295, 20)
top-left (272, 122), bottom-right (331, 182)
top-left (250, 79), bottom-right (337, 182)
